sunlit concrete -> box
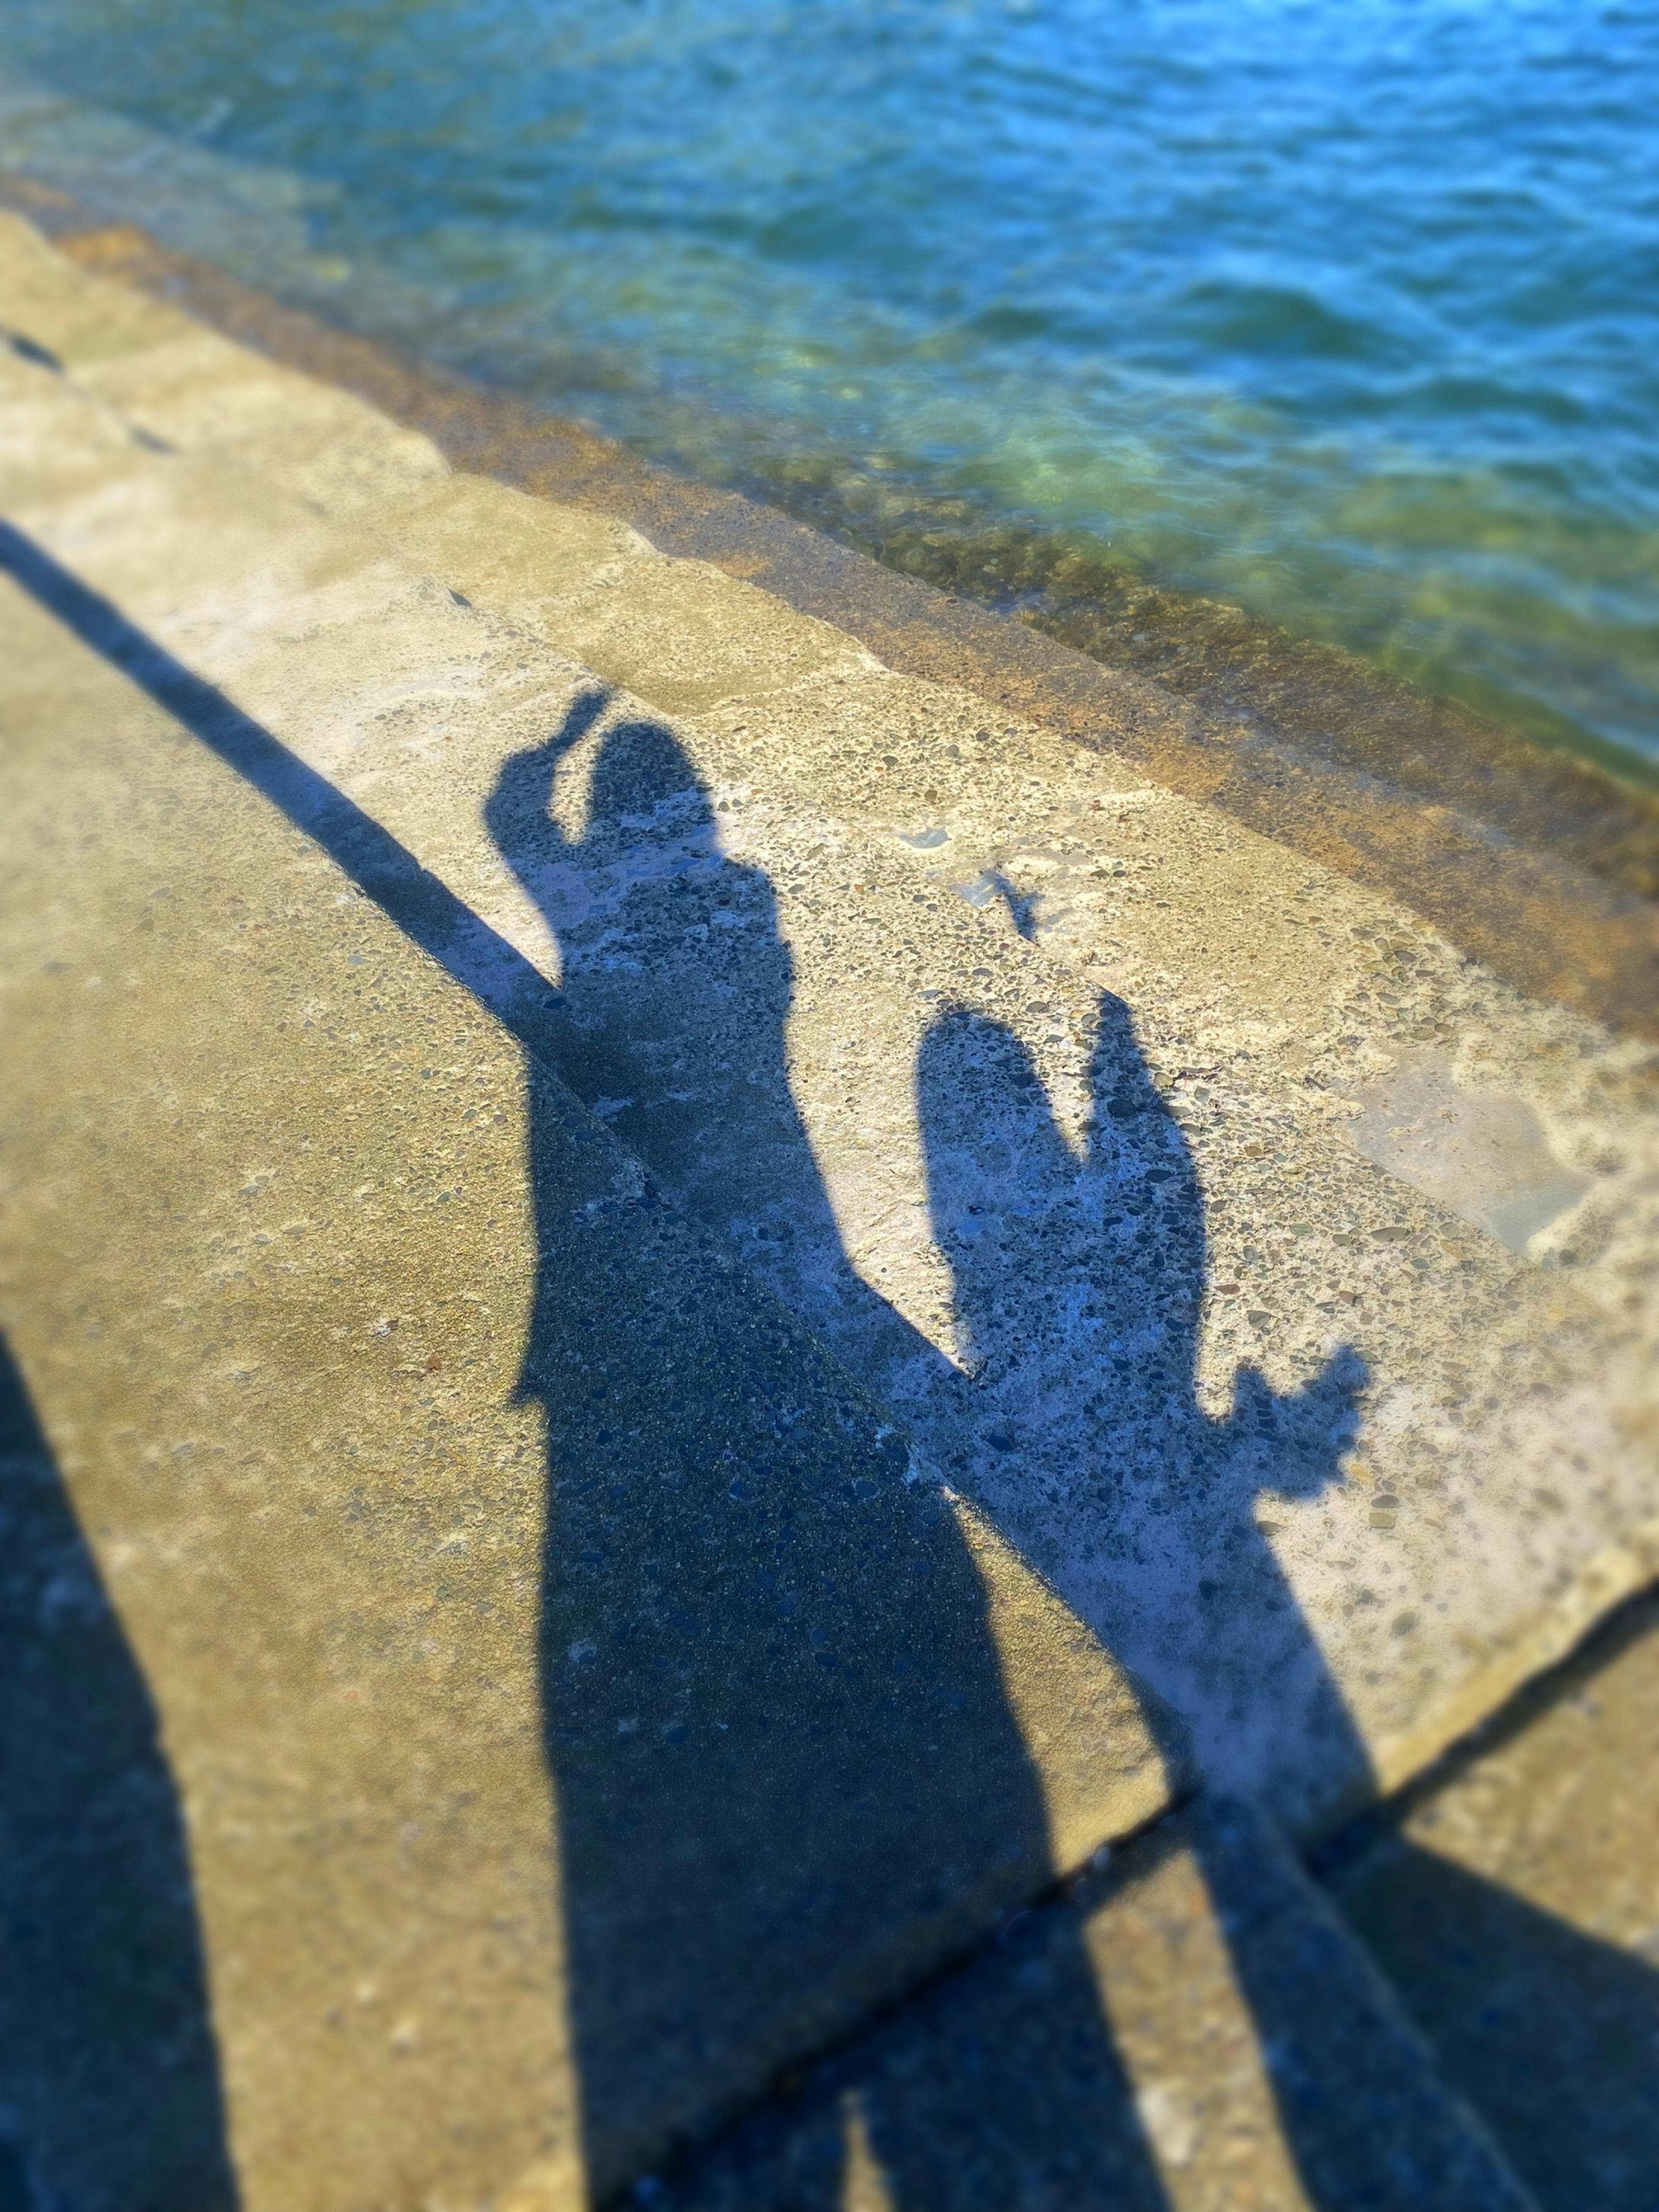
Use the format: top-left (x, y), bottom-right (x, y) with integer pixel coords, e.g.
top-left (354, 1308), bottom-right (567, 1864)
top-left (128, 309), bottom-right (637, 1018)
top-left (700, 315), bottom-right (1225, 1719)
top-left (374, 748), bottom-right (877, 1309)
top-left (1, 204), bottom-right (1648, 2205)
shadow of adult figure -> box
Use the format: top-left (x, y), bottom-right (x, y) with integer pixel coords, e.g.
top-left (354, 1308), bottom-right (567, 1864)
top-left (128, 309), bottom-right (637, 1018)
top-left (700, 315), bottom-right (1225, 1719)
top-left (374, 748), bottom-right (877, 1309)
top-left (486, 696), bottom-right (1169, 2205)
top-left (0, 1335), bottom-right (237, 2212)
top-left (485, 690), bottom-right (934, 1394)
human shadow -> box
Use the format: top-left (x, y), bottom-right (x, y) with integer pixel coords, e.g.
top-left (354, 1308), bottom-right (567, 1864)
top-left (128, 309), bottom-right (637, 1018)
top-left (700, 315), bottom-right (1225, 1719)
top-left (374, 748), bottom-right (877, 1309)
top-left (0, 1334), bottom-right (238, 2212)
top-left (915, 998), bottom-right (1370, 1811)
top-left (483, 686), bottom-right (1482, 2207)
top-left (487, 700), bottom-right (1170, 2199)
top-left (917, 1003), bottom-right (1395, 2201)
top-left (0, 521), bottom-right (1166, 2209)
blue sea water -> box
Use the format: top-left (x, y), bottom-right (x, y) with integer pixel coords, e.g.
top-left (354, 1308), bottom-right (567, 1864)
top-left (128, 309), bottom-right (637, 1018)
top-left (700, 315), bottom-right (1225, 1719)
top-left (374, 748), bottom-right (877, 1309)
top-left (2, 0), bottom-right (1656, 779)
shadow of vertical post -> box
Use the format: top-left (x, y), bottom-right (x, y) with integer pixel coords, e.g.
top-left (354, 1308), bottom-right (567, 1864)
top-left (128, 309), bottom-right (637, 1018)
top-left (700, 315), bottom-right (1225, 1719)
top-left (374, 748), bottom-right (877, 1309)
top-left (0, 1334), bottom-right (238, 2212)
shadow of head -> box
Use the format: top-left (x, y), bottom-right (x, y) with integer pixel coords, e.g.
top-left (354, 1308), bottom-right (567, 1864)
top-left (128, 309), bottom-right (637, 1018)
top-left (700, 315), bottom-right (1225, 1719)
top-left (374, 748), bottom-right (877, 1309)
top-left (486, 685), bottom-right (715, 870)
top-left (484, 686), bottom-right (803, 1192)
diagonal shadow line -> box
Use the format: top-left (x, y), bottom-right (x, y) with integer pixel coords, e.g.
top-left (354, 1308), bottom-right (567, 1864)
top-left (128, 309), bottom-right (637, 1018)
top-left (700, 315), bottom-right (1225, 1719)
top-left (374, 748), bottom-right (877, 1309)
top-left (0, 518), bottom-right (559, 1055)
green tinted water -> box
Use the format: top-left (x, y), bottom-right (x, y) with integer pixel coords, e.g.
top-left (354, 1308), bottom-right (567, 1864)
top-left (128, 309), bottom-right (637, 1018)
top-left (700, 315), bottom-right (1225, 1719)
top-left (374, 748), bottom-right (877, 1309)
top-left (2, 0), bottom-right (1656, 781)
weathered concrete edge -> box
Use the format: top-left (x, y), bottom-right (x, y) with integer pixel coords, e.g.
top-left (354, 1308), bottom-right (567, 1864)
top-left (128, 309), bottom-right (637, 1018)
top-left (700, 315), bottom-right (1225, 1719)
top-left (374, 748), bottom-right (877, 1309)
top-left (2, 167), bottom-right (1653, 1042)
top-left (1355, 1511), bottom-right (1659, 1844)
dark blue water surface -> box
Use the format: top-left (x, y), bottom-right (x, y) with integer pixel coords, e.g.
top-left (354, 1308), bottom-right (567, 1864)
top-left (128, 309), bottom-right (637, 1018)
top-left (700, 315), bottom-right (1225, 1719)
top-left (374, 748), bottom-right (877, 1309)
top-left (3, 1), bottom-right (1656, 777)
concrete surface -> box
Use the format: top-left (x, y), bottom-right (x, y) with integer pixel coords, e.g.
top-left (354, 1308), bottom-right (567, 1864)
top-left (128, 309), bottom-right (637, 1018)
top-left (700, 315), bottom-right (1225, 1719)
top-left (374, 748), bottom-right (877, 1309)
top-left (1323, 1590), bottom-right (1659, 2212)
top-left (0, 578), bottom-right (575, 2210)
top-left (0, 203), bottom-right (1654, 2208)
top-left (4, 207), bottom-right (1651, 1830)
top-left (661, 1796), bottom-right (1531, 2212)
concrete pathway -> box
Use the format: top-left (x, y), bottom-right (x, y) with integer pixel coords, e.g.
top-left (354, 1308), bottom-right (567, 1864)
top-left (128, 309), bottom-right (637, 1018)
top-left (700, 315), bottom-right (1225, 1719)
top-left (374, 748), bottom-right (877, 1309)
top-left (1, 205), bottom-right (1651, 2206)
top-left (1325, 1589), bottom-right (1659, 2212)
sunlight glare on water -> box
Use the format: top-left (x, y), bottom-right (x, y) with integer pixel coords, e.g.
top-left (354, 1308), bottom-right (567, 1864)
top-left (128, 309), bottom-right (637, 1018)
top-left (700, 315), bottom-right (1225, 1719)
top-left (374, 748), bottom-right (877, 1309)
top-left (2, 0), bottom-right (1656, 776)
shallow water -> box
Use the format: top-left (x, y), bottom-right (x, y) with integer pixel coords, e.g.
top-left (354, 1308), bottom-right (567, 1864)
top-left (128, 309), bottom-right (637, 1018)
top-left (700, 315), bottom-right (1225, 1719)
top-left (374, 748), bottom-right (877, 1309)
top-left (2, 0), bottom-right (1656, 780)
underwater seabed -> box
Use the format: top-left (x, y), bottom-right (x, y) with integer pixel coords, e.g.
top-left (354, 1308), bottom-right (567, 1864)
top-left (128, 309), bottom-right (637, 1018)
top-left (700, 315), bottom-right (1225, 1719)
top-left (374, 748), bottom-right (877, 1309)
top-left (1, 3), bottom-right (1658, 806)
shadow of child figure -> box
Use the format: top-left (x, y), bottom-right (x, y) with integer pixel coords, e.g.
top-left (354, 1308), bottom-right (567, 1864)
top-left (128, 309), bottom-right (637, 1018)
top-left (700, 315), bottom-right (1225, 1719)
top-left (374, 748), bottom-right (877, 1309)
top-left (916, 999), bottom-right (1427, 2206)
top-left (916, 994), bottom-right (1370, 1821)
top-left (485, 699), bottom-right (1172, 2207)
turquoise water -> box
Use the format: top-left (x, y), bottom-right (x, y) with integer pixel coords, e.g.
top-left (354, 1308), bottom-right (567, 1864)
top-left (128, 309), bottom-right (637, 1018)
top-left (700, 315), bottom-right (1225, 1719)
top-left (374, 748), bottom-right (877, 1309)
top-left (3, 1), bottom-right (1657, 778)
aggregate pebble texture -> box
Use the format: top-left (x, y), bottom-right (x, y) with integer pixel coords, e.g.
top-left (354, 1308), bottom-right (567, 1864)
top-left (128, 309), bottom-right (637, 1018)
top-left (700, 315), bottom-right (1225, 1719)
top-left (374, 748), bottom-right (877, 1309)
top-left (0, 209), bottom-right (1649, 2206)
